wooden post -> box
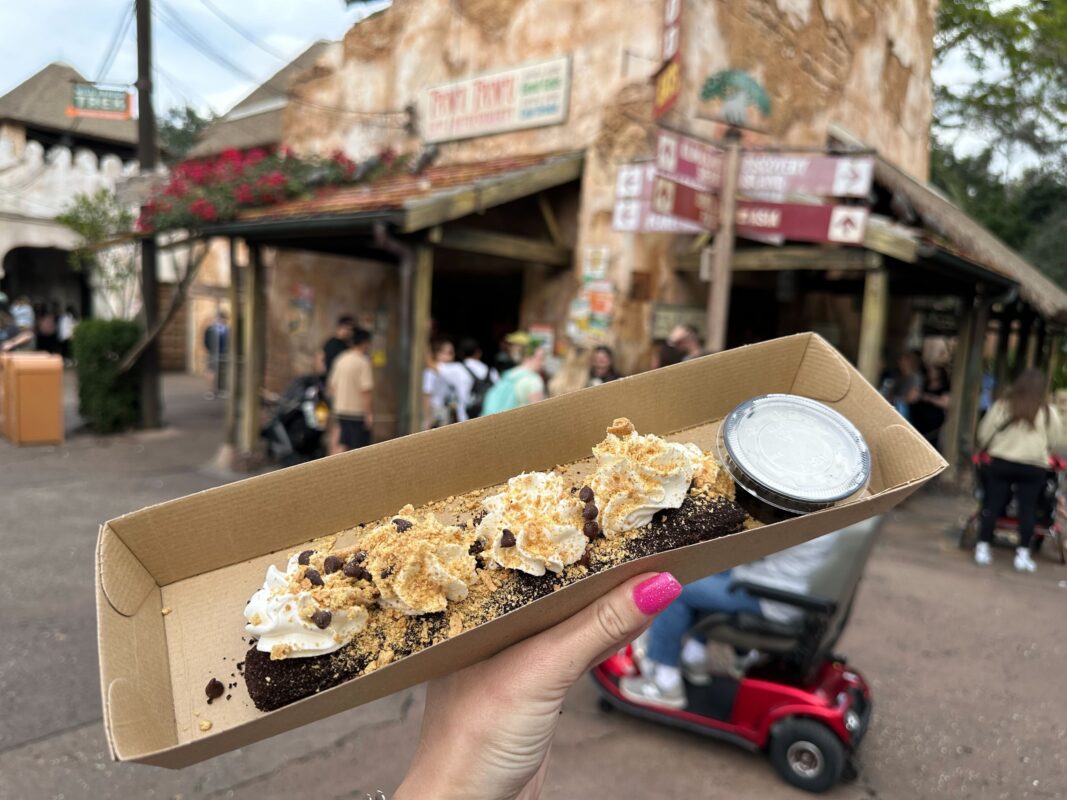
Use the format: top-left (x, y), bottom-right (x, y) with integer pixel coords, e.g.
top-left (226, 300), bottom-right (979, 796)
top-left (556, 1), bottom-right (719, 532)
top-left (1045, 333), bottom-right (1061, 391)
top-left (856, 269), bottom-right (889, 385)
top-left (943, 295), bottom-right (976, 481)
top-left (224, 238), bottom-right (240, 449)
top-left (993, 312), bottom-right (1012, 397)
top-left (706, 132), bottom-right (741, 353)
top-left (1014, 309), bottom-right (1033, 379)
top-left (959, 301), bottom-right (990, 466)
top-left (239, 245), bottom-right (265, 456)
top-left (1027, 316), bottom-right (1044, 370)
top-left (408, 245), bottom-right (433, 433)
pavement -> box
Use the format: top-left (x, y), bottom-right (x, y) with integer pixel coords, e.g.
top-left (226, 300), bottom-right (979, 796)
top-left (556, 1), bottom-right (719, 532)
top-left (1, 374), bottom-right (1066, 799)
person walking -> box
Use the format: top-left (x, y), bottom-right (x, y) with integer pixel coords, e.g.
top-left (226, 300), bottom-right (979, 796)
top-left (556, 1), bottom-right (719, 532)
top-left (453, 338), bottom-right (498, 421)
top-left (322, 315), bottom-right (355, 379)
top-left (422, 340), bottom-right (463, 428)
top-left (203, 310), bottom-right (230, 398)
top-left (975, 369), bottom-right (1063, 572)
top-left (588, 345), bottom-right (621, 386)
top-left (327, 328), bottom-right (374, 454)
top-left (480, 335), bottom-right (547, 416)
top-left (58, 305), bottom-right (78, 364)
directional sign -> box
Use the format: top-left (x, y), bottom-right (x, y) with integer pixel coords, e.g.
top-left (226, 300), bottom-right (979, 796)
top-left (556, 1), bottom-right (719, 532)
top-left (651, 175), bottom-right (718, 230)
top-left (734, 202), bottom-right (869, 244)
top-left (655, 129), bottom-right (723, 191)
top-left (737, 154), bottom-right (874, 198)
top-left (613, 163), bottom-right (704, 233)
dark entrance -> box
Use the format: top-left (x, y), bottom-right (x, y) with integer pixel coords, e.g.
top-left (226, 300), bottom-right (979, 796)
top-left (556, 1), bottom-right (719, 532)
top-left (1, 247), bottom-right (92, 317)
top-left (430, 264), bottom-right (524, 363)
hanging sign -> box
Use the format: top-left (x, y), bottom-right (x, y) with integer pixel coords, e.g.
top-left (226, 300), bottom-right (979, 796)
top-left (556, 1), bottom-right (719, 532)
top-left (67, 83), bottom-right (131, 120)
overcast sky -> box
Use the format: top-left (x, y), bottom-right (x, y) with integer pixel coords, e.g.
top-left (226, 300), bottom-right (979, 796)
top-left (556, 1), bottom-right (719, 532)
top-left (0, 0), bottom-right (390, 117)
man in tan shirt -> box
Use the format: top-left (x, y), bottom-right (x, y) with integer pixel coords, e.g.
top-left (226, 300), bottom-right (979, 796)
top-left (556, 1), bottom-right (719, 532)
top-left (327, 328), bottom-right (374, 453)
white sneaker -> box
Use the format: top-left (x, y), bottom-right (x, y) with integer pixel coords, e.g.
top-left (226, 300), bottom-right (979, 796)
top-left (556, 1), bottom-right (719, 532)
top-left (619, 674), bottom-right (687, 710)
top-left (1014, 547), bottom-right (1037, 573)
top-left (975, 542), bottom-right (993, 566)
top-left (680, 639), bottom-right (711, 686)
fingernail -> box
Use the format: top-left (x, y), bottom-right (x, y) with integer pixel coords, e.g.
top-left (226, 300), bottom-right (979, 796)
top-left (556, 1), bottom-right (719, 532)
top-left (632, 572), bottom-right (681, 615)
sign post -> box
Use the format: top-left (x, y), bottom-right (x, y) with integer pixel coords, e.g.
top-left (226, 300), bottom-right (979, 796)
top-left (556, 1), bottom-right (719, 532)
top-left (705, 131), bottom-right (742, 353)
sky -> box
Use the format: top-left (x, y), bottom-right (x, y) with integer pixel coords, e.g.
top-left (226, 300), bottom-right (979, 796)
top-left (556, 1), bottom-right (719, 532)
top-left (0, 0), bottom-right (391, 118)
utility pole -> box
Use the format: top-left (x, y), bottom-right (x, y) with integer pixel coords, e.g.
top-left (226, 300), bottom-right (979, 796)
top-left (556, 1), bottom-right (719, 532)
top-left (705, 127), bottom-right (742, 353)
top-left (135, 0), bottom-right (162, 428)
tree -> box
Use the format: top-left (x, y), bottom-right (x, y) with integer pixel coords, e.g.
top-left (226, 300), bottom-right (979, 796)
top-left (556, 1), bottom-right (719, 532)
top-left (935, 0), bottom-right (1067, 157)
top-left (158, 105), bottom-right (214, 164)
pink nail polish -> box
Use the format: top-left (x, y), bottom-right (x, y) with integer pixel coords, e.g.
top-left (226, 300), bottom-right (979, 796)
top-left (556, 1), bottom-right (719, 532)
top-left (633, 573), bottom-right (682, 615)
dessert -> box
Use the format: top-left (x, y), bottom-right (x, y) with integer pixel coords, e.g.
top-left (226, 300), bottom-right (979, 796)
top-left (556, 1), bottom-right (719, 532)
top-left (242, 418), bottom-right (748, 711)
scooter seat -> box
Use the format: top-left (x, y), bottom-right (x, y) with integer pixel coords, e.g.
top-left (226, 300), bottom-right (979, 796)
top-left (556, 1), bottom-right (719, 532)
top-left (700, 611), bottom-right (805, 655)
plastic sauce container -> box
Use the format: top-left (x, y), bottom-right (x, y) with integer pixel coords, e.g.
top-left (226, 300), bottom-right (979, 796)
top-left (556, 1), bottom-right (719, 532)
top-left (717, 394), bottom-right (871, 518)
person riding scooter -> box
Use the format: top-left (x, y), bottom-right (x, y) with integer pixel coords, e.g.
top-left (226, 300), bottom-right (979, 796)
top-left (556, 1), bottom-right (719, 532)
top-left (621, 530), bottom-right (844, 710)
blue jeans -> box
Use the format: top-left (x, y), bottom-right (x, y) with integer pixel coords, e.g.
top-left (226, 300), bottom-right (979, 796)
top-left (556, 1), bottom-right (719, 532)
top-left (646, 570), bottom-right (763, 667)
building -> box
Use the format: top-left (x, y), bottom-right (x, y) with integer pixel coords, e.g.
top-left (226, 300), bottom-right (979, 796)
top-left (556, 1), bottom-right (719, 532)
top-left (189, 0), bottom-right (1067, 475)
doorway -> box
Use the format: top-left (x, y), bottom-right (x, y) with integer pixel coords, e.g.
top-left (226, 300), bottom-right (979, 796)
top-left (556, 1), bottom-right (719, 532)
top-left (430, 265), bottom-right (524, 364)
top-left (1, 247), bottom-right (92, 318)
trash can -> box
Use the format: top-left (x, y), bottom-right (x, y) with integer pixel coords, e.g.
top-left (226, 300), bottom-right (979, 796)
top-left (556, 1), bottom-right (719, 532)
top-left (1, 353), bottom-right (63, 445)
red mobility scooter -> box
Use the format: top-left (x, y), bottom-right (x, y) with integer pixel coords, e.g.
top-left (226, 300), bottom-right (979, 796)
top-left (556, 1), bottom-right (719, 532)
top-left (591, 516), bottom-right (880, 793)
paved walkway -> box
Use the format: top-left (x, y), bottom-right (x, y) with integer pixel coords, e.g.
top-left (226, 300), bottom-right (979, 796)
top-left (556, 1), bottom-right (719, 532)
top-left (1, 378), bottom-right (1065, 798)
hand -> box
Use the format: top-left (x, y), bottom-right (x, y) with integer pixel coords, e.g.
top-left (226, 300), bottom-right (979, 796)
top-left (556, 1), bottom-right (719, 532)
top-left (394, 572), bottom-right (682, 800)
top-left (364, 412), bottom-right (374, 431)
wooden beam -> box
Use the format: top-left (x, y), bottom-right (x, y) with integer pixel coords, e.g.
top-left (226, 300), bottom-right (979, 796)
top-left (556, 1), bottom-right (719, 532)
top-left (224, 238), bottom-right (240, 449)
top-left (863, 215), bottom-right (918, 263)
top-left (676, 245), bottom-right (881, 273)
top-left (401, 155), bottom-right (584, 233)
top-left (943, 296), bottom-right (984, 482)
top-left (537, 193), bottom-right (564, 247)
top-left (436, 226), bottom-right (571, 267)
top-left (238, 245), bottom-right (265, 456)
top-left (408, 245), bottom-right (433, 433)
top-left (856, 269), bottom-right (889, 385)
top-left (959, 301), bottom-right (990, 470)
top-left (993, 313), bottom-right (1012, 395)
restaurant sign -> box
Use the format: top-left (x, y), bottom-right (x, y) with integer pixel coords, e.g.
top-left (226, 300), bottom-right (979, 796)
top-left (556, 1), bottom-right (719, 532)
top-left (421, 56), bottom-right (571, 144)
top-left (67, 83), bottom-right (131, 120)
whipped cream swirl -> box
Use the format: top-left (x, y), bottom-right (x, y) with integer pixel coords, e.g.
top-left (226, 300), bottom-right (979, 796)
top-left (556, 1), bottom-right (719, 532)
top-left (589, 418), bottom-right (703, 536)
top-left (358, 506), bottom-right (478, 615)
top-left (477, 471), bottom-right (587, 576)
top-left (245, 554), bottom-right (370, 660)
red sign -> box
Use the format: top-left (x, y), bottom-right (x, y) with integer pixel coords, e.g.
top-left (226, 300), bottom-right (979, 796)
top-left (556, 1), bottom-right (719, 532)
top-left (651, 175), bottom-right (718, 230)
top-left (737, 154), bottom-right (874, 198)
top-left (653, 0), bottom-right (682, 120)
top-left (734, 202), bottom-right (869, 244)
top-left (612, 163), bottom-right (704, 233)
top-left (655, 129), bottom-right (723, 191)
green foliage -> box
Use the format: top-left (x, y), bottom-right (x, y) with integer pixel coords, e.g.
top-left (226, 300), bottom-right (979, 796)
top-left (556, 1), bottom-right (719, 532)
top-left (158, 105), bottom-right (215, 165)
top-left (71, 319), bottom-right (143, 434)
top-left (935, 0), bottom-right (1067, 155)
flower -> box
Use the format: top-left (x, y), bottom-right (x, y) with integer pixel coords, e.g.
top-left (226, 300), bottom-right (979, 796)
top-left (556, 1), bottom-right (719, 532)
top-left (234, 183), bottom-right (255, 205)
top-left (163, 178), bottom-right (188, 198)
top-left (244, 148), bottom-right (267, 166)
top-left (188, 197), bottom-right (218, 222)
top-left (258, 170), bottom-right (288, 190)
top-left (379, 146), bottom-right (397, 166)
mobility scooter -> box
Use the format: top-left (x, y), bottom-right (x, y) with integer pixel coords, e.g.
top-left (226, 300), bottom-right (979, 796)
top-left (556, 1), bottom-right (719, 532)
top-left (592, 516), bottom-right (880, 793)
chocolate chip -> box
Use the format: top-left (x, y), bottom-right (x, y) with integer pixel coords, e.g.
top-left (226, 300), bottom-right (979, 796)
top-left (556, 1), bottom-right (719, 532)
top-left (354, 550), bottom-right (367, 563)
top-left (226, 694), bottom-right (232, 701)
top-left (298, 550), bottom-right (314, 565)
top-left (469, 539), bottom-right (485, 556)
top-left (305, 568), bottom-right (324, 586)
top-left (311, 609), bottom-right (332, 629)
top-left (323, 555), bottom-right (344, 574)
top-left (582, 504), bottom-right (598, 521)
top-left (579, 486), bottom-right (594, 503)
top-left (205, 678), bottom-right (225, 700)
top-left (583, 520), bottom-right (600, 539)
top-left (500, 529), bottom-right (517, 547)
top-left (393, 518), bottom-right (413, 532)
top-left (380, 566), bottom-right (394, 578)
top-left (578, 551), bottom-right (592, 569)
top-left (343, 559), bottom-right (363, 578)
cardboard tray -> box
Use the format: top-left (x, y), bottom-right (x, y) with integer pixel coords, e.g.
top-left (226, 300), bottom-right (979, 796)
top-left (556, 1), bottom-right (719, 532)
top-left (96, 334), bottom-right (946, 768)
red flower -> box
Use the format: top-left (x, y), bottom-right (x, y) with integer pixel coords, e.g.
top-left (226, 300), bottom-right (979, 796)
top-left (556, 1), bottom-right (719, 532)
top-left (163, 178), bottom-right (188, 198)
top-left (331, 149), bottom-right (356, 178)
top-left (244, 148), bottom-right (267, 166)
top-left (281, 146), bottom-right (296, 159)
top-left (258, 170), bottom-right (287, 189)
top-left (220, 148), bottom-right (242, 164)
top-left (188, 197), bottom-right (218, 222)
top-left (379, 146), bottom-right (397, 166)
top-left (234, 183), bottom-right (255, 204)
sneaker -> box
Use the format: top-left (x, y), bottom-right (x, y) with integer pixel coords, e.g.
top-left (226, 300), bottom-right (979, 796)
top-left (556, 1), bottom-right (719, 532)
top-left (975, 542), bottom-right (993, 566)
top-left (619, 674), bottom-right (687, 710)
top-left (681, 646), bottom-right (711, 686)
top-left (1014, 547), bottom-right (1037, 573)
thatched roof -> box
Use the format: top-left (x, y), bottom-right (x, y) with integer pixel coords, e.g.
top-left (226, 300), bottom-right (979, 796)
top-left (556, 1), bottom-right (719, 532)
top-left (0, 63), bottom-right (137, 146)
top-left (875, 156), bottom-right (1067, 321)
top-left (188, 41), bottom-right (334, 158)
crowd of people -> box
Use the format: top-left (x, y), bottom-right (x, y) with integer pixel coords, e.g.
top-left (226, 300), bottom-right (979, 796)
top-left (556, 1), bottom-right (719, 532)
top-left (0, 294), bottom-right (78, 360)
top-left (878, 351), bottom-right (952, 448)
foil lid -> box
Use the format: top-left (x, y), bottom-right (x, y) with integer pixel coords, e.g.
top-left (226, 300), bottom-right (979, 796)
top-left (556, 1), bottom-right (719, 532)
top-left (717, 394), bottom-right (871, 514)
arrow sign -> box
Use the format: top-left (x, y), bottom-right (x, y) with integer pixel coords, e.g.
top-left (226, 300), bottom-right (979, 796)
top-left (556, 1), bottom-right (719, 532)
top-left (734, 202), bottom-right (869, 244)
top-left (655, 129), bottom-right (723, 191)
top-left (651, 175), bottom-right (719, 230)
top-left (613, 163), bottom-right (705, 233)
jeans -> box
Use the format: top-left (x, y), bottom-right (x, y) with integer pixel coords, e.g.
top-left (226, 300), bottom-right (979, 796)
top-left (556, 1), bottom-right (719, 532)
top-left (646, 570), bottom-right (763, 667)
top-left (979, 457), bottom-right (1046, 548)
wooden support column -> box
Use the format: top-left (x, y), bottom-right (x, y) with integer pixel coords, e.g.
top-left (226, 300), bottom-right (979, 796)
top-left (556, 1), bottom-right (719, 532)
top-left (408, 245), bottom-right (433, 433)
top-left (993, 313), bottom-right (1012, 396)
top-left (224, 238), bottom-right (241, 449)
top-left (959, 301), bottom-right (990, 467)
top-left (943, 295), bottom-right (980, 481)
top-left (1045, 333), bottom-right (1062, 390)
top-left (706, 133), bottom-right (742, 353)
top-left (1014, 309), bottom-right (1033, 379)
top-left (1027, 317), bottom-right (1044, 370)
top-left (856, 269), bottom-right (889, 385)
top-left (238, 244), bottom-right (265, 457)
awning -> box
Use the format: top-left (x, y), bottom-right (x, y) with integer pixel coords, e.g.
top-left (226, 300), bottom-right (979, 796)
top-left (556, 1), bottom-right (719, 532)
top-left (206, 151), bottom-right (584, 238)
top-left (874, 156), bottom-right (1067, 321)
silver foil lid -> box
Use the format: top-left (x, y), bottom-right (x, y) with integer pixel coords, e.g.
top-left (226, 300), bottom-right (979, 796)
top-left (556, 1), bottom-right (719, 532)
top-left (717, 394), bottom-right (871, 513)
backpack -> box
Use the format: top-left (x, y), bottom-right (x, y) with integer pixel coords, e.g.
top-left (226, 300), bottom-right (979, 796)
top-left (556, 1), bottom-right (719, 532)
top-left (480, 367), bottom-right (528, 416)
top-left (463, 362), bottom-right (495, 419)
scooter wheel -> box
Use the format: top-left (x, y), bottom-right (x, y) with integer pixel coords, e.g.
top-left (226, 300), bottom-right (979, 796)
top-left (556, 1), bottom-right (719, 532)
top-left (769, 718), bottom-right (845, 794)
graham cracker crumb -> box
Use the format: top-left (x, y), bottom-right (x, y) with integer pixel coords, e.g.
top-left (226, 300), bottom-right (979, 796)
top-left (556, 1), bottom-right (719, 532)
top-left (270, 644), bottom-right (292, 660)
top-left (479, 570), bottom-right (497, 592)
top-left (378, 647), bottom-right (394, 667)
top-left (448, 614), bottom-right (464, 638)
top-left (198, 720), bottom-right (212, 732)
top-left (607, 417), bottom-right (635, 438)
top-left (161, 607), bottom-right (172, 616)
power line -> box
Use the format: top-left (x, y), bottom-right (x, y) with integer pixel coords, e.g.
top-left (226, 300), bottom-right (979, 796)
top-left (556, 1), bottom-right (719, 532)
top-left (96, 2), bottom-right (136, 83)
top-left (195, 0), bottom-right (289, 62)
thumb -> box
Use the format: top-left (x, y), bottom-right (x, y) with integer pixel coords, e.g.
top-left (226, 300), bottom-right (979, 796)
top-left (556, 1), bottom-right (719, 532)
top-left (529, 572), bottom-right (682, 684)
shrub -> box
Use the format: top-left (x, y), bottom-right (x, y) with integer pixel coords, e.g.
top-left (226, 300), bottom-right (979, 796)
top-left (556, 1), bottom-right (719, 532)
top-left (72, 319), bottom-right (142, 433)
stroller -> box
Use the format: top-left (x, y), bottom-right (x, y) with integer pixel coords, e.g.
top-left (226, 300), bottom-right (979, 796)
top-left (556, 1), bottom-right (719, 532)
top-left (957, 453), bottom-right (1067, 564)
top-left (261, 374), bottom-right (330, 467)
top-left (591, 517), bottom-right (881, 793)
